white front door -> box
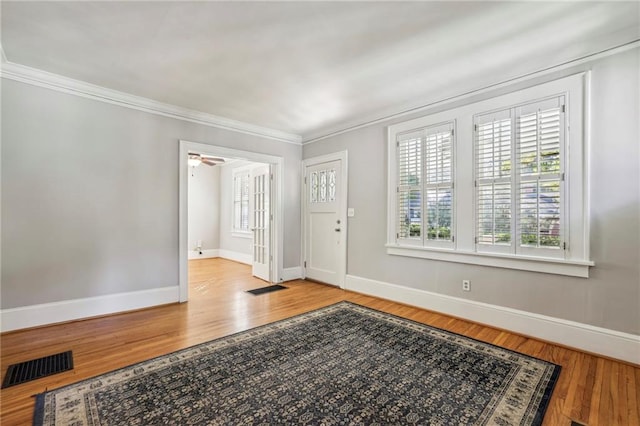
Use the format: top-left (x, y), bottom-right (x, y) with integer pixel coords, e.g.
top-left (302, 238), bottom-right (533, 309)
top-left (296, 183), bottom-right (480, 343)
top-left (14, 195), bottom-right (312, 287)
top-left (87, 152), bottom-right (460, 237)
top-left (304, 154), bottom-right (347, 287)
top-left (251, 165), bottom-right (270, 281)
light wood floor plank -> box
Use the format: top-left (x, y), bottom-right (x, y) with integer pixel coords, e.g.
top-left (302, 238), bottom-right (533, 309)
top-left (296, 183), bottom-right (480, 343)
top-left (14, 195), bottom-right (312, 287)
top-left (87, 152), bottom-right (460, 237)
top-left (1, 258), bottom-right (638, 425)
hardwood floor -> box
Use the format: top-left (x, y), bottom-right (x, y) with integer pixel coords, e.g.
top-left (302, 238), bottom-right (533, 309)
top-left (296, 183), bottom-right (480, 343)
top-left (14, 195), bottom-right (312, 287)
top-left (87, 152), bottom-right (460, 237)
top-left (1, 258), bottom-right (638, 425)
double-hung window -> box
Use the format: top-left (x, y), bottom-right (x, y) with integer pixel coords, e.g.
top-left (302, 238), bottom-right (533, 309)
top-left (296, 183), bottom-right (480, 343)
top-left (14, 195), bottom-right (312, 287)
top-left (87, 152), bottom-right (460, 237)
top-left (396, 122), bottom-right (455, 249)
top-left (387, 73), bottom-right (591, 277)
top-left (233, 170), bottom-right (250, 232)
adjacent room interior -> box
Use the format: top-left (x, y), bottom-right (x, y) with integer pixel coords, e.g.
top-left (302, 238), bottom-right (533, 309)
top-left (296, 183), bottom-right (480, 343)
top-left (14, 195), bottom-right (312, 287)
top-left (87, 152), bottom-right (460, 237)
top-left (1, 1), bottom-right (638, 425)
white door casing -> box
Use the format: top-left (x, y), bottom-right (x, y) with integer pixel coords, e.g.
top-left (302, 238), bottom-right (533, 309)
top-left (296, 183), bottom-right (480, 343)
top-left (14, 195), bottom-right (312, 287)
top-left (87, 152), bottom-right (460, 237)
top-left (179, 140), bottom-right (284, 302)
top-left (251, 164), bottom-right (271, 281)
top-left (303, 151), bottom-right (348, 287)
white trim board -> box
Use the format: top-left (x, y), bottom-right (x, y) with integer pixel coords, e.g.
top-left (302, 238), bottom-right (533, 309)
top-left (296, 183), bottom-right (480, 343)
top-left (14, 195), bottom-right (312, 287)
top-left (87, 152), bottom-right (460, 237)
top-left (0, 61), bottom-right (301, 145)
top-left (345, 274), bottom-right (640, 365)
top-left (281, 266), bottom-right (302, 282)
top-left (188, 249), bottom-right (219, 260)
top-left (218, 250), bottom-right (252, 265)
top-left (1, 286), bottom-right (179, 333)
top-left (179, 140), bottom-right (285, 303)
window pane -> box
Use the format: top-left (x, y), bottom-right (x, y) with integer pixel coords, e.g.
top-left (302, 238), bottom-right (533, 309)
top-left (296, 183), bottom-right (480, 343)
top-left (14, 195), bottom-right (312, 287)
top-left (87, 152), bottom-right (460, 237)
top-left (425, 131), bottom-right (452, 184)
top-left (398, 137), bottom-right (421, 186)
top-left (426, 187), bottom-right (452, 240)
top-left (310, 171), bottom-right (318, 203)
top-left (398, 190), bottom-right (421, 238)
top-left (477, 182), bottom-right (511, 245)
top-left (519, 179), bottom-right (560, 248)
top-left (518, 107), bottom-right (561, 176)
top-left (477, 119), bottom-right (511, 180)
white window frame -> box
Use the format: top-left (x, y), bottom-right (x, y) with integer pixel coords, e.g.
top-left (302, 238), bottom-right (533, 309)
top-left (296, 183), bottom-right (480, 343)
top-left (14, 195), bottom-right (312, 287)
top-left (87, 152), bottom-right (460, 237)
top-left (232, 168), bottom-right (251, 235)
top-left (395, 121), bottom-right (456, 250)
top-left (387, 73), bottom-right (593, 278)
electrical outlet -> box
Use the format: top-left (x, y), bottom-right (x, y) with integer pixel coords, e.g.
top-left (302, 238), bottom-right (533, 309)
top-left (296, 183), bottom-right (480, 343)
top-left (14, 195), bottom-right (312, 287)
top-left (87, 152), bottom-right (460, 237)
top-left (462, 280), bottom-right (471, 292)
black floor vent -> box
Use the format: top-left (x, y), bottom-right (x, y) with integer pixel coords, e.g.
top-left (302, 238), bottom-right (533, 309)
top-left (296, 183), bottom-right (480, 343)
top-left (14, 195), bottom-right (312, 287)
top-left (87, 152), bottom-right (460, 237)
top-left (247, 284), bottom-right (288, 296)
top-left (2, 351), bottom-right (73, 388)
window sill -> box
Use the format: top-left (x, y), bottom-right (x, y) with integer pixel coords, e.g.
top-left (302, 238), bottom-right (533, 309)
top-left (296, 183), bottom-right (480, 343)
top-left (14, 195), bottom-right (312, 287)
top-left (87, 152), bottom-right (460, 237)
top-left (232, 231), bottom-right (252, 239)
top-left (385, 244), bottom-right (594, 278)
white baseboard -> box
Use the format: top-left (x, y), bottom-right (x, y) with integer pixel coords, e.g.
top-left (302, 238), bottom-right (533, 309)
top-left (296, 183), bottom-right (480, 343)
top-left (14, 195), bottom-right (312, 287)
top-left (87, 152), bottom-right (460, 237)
top-left (281, 266), bottom-right (302, 282)
top-left (218, 249), bottom-right (252, 265)
top-left (345, 274), bottom-right (640, 365)
top-left (188, 249), bottom-right (219, 260)
top-left (1, 286), bottom-right (180, 333)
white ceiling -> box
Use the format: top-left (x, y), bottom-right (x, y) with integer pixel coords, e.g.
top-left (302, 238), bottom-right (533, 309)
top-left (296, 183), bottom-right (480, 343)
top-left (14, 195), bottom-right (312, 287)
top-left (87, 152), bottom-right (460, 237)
top-left (1, 2), bottom-right (638, 141)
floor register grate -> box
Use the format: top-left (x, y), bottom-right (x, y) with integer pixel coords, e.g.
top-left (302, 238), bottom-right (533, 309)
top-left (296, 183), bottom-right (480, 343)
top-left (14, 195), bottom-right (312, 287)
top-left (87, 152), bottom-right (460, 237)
top-left (2, 351), bottom-right (73, 388)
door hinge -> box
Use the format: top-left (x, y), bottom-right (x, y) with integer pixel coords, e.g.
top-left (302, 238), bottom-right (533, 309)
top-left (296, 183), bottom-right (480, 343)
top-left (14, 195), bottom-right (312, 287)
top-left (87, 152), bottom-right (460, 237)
top-left (451, 129), bottom-right (455, 136)
top-left (304, 261), bottom-right (307, 268)
top-left (270, 174), bottom-right (273, 181)
top-left (475, 236), bottom-right (479, 244)
top-left (474, 180), bottom-right (478, 188)
top-left (304, 177), bottom-right (307, 184)
top-left (561, 105), bottom-right (566, 113)
top-left (563, 242), bottom-right (567, 250)
top-left (561, 172), bottom-right (565, 181)
top-left (451, 235), bottom-right (455, 243)
top-left (474, 124), bottom-right (478, 132)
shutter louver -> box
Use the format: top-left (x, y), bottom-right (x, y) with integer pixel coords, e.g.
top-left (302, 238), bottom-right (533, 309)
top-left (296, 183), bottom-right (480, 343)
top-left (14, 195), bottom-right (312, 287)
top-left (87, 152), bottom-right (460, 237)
top-left (476, 117), bottom-right (512, 246)
top-left (424, 126), bottom-right (453, 241)
top-left (517, 105), bottom-right (562, 249)
top-left (397, 132), bottom-right (422, 239)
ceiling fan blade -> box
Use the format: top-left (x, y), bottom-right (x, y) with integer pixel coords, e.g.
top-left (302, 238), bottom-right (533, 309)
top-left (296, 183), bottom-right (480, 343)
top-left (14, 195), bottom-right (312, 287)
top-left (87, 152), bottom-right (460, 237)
top-left (201, 156), bottom-right (225, 163)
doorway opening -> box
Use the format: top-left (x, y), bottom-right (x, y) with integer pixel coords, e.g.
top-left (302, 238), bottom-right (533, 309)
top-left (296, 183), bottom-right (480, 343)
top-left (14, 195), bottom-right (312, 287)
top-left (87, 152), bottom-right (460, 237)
top-left (179, 140), bottom-right (284, 302)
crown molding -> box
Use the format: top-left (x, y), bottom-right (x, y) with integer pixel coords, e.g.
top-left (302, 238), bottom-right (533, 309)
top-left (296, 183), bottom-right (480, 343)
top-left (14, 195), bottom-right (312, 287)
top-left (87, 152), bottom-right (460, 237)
top-left (0, 61), bottom-right (302, 145)
top-left (302, 39), bottom-right (640, 144)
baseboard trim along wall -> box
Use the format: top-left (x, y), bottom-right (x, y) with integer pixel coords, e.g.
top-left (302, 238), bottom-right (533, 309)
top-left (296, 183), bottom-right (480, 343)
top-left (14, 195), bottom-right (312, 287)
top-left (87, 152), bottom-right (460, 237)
top-left (1, 286), bottom-right (180, 333)
top-left (345, 274), bottom-right (640, 365)
top-left (217, 250), bottom-right (252, 265)
top-left (281, 267), bottom-right (302, 282)
top-left (188, 249), bottom-right (219, 260)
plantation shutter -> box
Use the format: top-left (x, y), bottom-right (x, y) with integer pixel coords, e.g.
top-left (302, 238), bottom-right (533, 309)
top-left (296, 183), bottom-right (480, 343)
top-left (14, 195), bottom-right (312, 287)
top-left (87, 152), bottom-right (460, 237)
top-left (424, 123), bottom-right (454, 241)
top-left (475, 96), bottom-right (565, 257)
top-left (475, 110), bottom-right (513, 251)
top-left (516, 97), bottom-right (564, 253)
top-left (396, 130), bottom-right (423, 241)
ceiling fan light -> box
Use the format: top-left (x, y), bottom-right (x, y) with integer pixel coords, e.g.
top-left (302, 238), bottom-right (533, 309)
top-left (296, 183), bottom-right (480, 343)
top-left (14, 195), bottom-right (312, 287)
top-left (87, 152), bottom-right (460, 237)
top-left (188, 158), bottom-right (202, 167)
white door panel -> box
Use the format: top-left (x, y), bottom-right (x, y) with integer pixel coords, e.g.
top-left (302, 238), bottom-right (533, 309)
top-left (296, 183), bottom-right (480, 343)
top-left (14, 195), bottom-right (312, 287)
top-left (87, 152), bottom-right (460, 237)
top-left (304, 156), bottom-right (346, 286)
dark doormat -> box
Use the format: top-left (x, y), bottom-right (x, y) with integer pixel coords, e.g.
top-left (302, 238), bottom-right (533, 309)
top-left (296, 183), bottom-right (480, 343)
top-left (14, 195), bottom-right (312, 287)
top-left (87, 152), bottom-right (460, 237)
top-left (2, 351), bottom-right (73, 388)
top-left (247, 284), bottom-right (288, 296)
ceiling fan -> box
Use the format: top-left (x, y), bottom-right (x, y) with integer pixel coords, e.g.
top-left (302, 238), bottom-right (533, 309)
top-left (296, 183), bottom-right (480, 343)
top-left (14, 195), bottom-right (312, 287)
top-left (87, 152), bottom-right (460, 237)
top-left (188, 153), bottom-right (225, 167)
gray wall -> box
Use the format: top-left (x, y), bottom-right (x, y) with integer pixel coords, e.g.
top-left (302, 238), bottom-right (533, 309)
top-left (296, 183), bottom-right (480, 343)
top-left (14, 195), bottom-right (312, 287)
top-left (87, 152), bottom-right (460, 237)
top-left (1, 79), bottom-right (301, 309)
top-left (188, 164), bottom-right (220, 251)
top-left (303, 48), bottom-right (640, 335)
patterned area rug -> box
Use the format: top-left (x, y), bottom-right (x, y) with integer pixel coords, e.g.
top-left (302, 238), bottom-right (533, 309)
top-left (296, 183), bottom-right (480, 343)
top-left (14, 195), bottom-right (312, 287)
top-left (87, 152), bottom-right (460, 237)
top-left (34, 302), bottom-right (560, 425)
